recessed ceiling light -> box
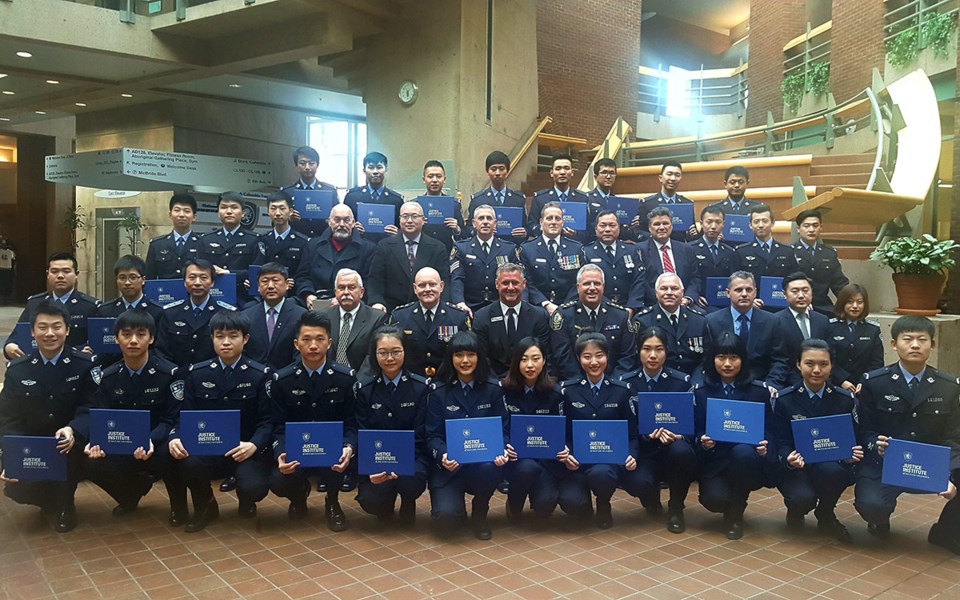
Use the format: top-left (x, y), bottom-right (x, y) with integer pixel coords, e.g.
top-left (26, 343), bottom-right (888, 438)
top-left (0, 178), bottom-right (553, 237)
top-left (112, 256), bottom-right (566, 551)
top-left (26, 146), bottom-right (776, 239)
top-left (1, 91), bottom-right (14, 95)
top-left (0, 117), bottom-right (10, 122)
top-left (46, 79), bottom-right (60, 85)
top-left (16, 51), bottom-right (32, 58)
top-left (0, 74), bottom-right (7, 79)
top-left (121, 93), bottom-right (133, 98)
top-left (75, 102), bottom-right (87, 107)
top-left (228, 83), bottom-right (242, 88)
top-left (35, 111), bottom-right (46, 115)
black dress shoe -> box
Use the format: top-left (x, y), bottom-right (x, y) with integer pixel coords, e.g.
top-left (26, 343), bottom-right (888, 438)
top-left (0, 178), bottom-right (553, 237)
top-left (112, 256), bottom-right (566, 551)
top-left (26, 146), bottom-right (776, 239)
top-left (645, 502), bottom-right (664, 518)
top-left (237, 501), bottom-right (257, 519)
top-left (867, 522), bottom-right (890, 539)
top-left (817, 517), bottom-right (852, 543)
top-left (168, 509), bottom-right (188, 527)
top-left (55, 508), bottom-right (77, 533)
top-left (666, 508), bottom-right (685, 534)
top-left (497, 480), bottom-right (510, 494)
top-left (928, 522), bottom-right (960, 555)
top-left (185, 498), bottom-right (219, 534)
top-left (596, 502), bottom-right (613, 530)
top-left (472, 515), bottom-right (493, 540)
top-left (219, 476), bottom-right (237, 493)
top-left (288, 499), bottom-right (308, 521)
top-left (325, 500), bottom-right (349, 532)
top-left (340, 472), bottom-right (357, 492)
top-left (725, 516), bottom-right (744, 540)
top-left (111, 502), bottom-right (139, 517)
top-left (398, 501), bottom-right (416, 526)
top-left (785, 510), bottom-right (806, 532)
top-left (317, 481), bottom-right (328, 493)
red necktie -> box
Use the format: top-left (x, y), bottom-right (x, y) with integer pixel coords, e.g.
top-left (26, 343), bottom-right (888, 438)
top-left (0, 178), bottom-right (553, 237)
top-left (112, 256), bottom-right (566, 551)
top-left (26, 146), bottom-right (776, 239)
top-left (661, 244), bottom-right (675, 274)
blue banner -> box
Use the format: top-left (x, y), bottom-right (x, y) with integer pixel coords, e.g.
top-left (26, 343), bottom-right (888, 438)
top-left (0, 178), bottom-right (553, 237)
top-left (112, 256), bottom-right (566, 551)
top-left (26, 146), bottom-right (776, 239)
top-left (607, 196), bottom-right (636, 226)
top-left (667, 203), bottom-right (695, 233)
top-left (705, 398), bottom-right (765, 445)
top-left (417, 196), bottom-right (456, 225)
top-left (882, 439), bottom-right (952, 494)
top-left (357, 202), bottom-right (395, 234)
top-left (494, 206), bottom-right (524, 235)
top-left (572, 420), bottom-right (629, 465)
top-left (13, 322), bottom-right (37, 351)
top-left (705, 277), bottom-right (730, 307)
top-left (2, 435), bottom-right (67, 481)
top-left (180, 410), bottom-right (240, 456)
top-left (292, 189), bottom-right (336, 220)
top-left (445, 416), bottom-right (504, 464)
top-left (790, 413), bottom-right (856, 464)
top-left (358, 429), bottom-right (415, 476)
top-left (559, 201), bottom-right (588, 231)
top-left (510, 415), bottom-right (566, 459)
top-left (285, 421), bottom-right (344, 467)
top-left (87, 317), bottom-right (119, 355)
top-left (90, 409), bottom-right (151, 455)
top-left (759, 276), bottom-right (787, 308)
top-left (145, 279), bottom-right (187, 306)
top-left (637, 392), bottom-right (694, 435)
top-left (723, 214), bottom-right (752, 244)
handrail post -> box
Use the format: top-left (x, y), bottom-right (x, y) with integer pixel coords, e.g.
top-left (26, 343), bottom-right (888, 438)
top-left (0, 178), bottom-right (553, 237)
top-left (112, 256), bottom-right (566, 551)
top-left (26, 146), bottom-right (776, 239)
top-left (764, 112), bottom-right (775, 155)
top-left (120, 0), bottom-right (135, 23)
top-left (177, 0), bottom-right (187, 21)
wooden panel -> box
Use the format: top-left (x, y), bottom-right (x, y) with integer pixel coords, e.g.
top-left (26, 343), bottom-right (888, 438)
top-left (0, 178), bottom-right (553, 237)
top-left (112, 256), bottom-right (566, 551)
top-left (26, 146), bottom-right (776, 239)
top-left (781, 187), bottom-right (924, 224)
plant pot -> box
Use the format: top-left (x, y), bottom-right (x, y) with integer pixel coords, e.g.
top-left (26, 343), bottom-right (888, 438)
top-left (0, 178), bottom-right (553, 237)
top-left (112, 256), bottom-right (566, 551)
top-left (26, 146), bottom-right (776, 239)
top-left (892, 272), bottom-right (946, 315)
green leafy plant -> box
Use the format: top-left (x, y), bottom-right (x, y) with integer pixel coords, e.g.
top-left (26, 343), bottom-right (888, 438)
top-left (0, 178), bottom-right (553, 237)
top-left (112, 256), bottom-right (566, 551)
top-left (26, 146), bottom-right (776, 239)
top-left (780, 62), bottom-right (830, 113)
top-left (117, 214), bottom-right (146, 252)
top-left (886, 10), bottom-right (957, 68)
top-left (781, 73), bottom-right (806, 113)
top-left (807, 62), bottom-right (830, 97)
top-left (870, 234), bottom-right (959, 276)
top-left (61, 206), bottom-right (87, 249)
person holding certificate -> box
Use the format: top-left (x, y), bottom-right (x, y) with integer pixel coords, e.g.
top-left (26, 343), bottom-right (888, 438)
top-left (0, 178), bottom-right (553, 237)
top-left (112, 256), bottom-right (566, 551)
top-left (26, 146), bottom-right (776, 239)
top-left (558, 332), bottom-right (638, 529)
top-left (465, 151), bottom-right (527, 242)
top-left (694, 332), bottom-right (778, 540)
top-left (828, 284), bottom-right (883, 392)
top-left (354, 326), bottom-right (429, 525)
top-left (773, 339), bottom-right (861, 543)
top-left (502, 338), bottom-right (564, 523)
top-left (425, 331), bottom-right (509, 540)
top-left (619, 327), bottom-right (696, 533)
top-left (419, 160), bottom-right (466, 252)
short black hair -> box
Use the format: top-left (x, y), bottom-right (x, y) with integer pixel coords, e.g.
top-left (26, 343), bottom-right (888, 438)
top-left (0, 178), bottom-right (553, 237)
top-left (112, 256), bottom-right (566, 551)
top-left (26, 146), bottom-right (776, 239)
top-left (795, 209), bottom-right (822, 226)
top-left (48, 252), bottom-right (78, 272)
top-left (782, 271), bottom-right (812, 289)
top-left (485, 150), bottom-right (510, 171)
top-left (113, 254), bottom-right (147, 277)
top-left (724, 165), bottom-right (749, 181)
top-left (799, 338), bottom-right (834, 363)
top-left (217, 191), bottom-right (244, 208)
top-left (595, 210), bottom-right (619, 222)
top-left (115, 308), bottom-right (156, 337)
top-left (364, 151), bottom-right (388, 167)
top-left (296, 311), bottom-right (332, 338)
top-left (257, 261), bottom-right (288, 280)
top-left (209, 311), bottom-right (251, 336)
top-left (437, 331), bottom-right (492, 384)
top-left (552, 154), bottom-right (573, 167)
top-left (29, 300), bottom-right (70, 328)
top-left (647, 206), bottom-right (673, 221)
top-left (169, 193), bottom-right (197, 213)
top-left (636, 326), bottom-right (669, 348)
top-left (575, 331), bottom-right (609, 356)
top-left (593, 158), bottom-right (617, 176)
top-left (660, 161), bottom-right (683, 174)
top-left (294, 146), bottom-right (319, 164)
top-left (423, 159), bottom-right (445, 173)
top-left (891, 315), bottom-right (935, 341)
top-left (700, 204), bottom-right (725, 219)
top-left (183, 258), bottom-right (216, 280)
top-left (748, 203), bottom-right (773, 219)
top-left (369, 325), bottom-right (406, 370)
top-left (266, 191), bottom-right (292, 209)
top-left (702, 331), bottom-right (752, 386)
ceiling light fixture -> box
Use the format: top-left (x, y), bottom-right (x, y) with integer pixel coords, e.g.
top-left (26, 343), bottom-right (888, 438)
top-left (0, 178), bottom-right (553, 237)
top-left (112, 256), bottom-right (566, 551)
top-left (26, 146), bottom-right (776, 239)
top-left (35, 111), bottom-right (46, 115)
top-left (121, 93), bottom-right (133, 98)
top-left (228, 83), bottom-right (242, 88)
top-left (75, 102), bottom-right (87, 107)
top-left (0, 73), bottom-right (7, 79)
top-left (46, 79), bottom-right (60, 85)
top-left (16, 51), bottom-right (33, 58)
top-left (1, 91), bottom-right (14, 95)
top-left (0, 117), bottom-right (10, 122)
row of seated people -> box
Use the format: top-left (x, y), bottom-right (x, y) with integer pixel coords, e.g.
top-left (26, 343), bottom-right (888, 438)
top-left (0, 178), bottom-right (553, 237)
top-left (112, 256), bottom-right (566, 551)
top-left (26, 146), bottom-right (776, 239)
top-left (1, 299), bottom-right (957, 553)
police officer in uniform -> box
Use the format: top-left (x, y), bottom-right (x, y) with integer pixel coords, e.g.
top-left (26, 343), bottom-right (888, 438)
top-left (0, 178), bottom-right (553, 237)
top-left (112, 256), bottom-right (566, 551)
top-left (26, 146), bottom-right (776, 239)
top-left (4, 252), bottom-right (100, 360)
top-left (551, 265), bottom-right (636, 380)
top-left (528, 155), bottom-right (592, 240)
top-left (74, 309), bottom-right (187, 525)
top-left (344, 151), bottom-right (405, 244)
top-left (451, 205), bottom-right (520, 314)
top-left (734, 204), bottom-right (795, 304)
top-left (793, 209), bottom-right (849, 315)
top-left (390, 267), bottom-right (470, 377)
top-left (155, 259), bottom-right (236, 369)
top-left (854, 316), bottom-right (960, 552)
top-left (94, 255), bottom-right (164, 367)
top-left (466, 151), bottom-right (527, 243)
top-left (270, 312), bottom-right (358, 531)
top-left (583, 211), bottom-right (646, 314)
top-left (0, 301), bottom-right (96, 533)
top-left (519, 202), bottom-right (583, 315)
top-left (167, 312), bottom-right (273, 533)
top-left (709, 166), bottom-right (760, 216)
top-left (145, 194), bottom-right (202, 281)
top-left (828, 284), bottom-right (884, 390)
top-left (199, 192), bottom-right (260, 304)
top-left (283, 145), bottom-right (339, 239)
top-left (691, 205), bottom-right (740, 312)
top-left (632, 273), bottom-right (706, 377)
top-left (254, 192), bottom-right (309, 278)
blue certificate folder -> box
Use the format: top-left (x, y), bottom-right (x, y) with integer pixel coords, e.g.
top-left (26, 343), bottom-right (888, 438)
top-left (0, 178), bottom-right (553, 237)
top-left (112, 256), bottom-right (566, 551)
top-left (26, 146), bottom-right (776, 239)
top-left (291, 189), bottom-right (336, 220)
top-left (13, 322), bottom-right (37, 351)
top-left (705, 277), bottom-right (730, 307)
top-left (2, 436), bottom-right (67, 481)
top-left (723, 214), bottom-right (752, 244)
top-left (417, 196), bottom-right (455, 225)
top-left (572, 420), bottom-right (629, 465)
top-left (494, 206), bottom-right (524, 235)
top-left (882, 439), bottom-right (952, 494)
top-left (357, 202), bottom-right (395, 234)
top-left (208, 273), bottom-right (237, 307)
top-left (607, 196), bottom-right (636, 226)
top-left (90, 409), bottom-right (151, 454)
top-left (511, 415), bottom-right (566, 459)
top-left (180, 410), bottom-right (240, 456)
top-left (87, 318), bottom-right (119, 354)
top-left (285, 421), bottom-right (343, 467)
top-left (559, 201), bottom-right (588, 231)
top-left (666, 203), bottom-right (695, 233)
top-left (445, 417), bottom-right (504, 464)
top-left (790, 414), bottom-right (855, 464)
top-left (637, 392), bottom-right (694, 436)
top-left (358, 430), bottom-right (415, 476)
top-left (706, 398), bottom-right (765, 445)
top-left (759, 276), bottom-right (787, 308)
top-left (248, 265), bottom-right (261, 299)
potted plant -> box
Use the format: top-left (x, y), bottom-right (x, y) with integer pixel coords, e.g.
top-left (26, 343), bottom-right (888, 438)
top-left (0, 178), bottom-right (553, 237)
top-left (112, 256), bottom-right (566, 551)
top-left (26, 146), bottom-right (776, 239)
top-left (870, 234), bottom-right (959, 315)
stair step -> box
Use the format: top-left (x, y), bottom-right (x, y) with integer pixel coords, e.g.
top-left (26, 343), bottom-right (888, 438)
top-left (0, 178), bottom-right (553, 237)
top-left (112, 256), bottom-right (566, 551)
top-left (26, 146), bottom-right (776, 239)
top-left (806, 174), bottom-right (871, 186)
top-left (809, 153), bottom-right (875, 167)
top-left (810, 163), bottom-right (875, 176)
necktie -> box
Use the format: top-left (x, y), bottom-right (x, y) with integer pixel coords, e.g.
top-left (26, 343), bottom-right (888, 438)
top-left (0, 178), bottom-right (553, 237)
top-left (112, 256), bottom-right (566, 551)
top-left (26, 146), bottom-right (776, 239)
top-left (762, 243), bottom-right (770, 255)
top-left (424, 310), bottom-right (433, 330)
top-left (406, 240), bottom-right (417, 271)
top-left (724, 384), bottom-right (734, 398)
top-left (336, 312), bottom-right (352, 365)
top-left (223, 365), bottom-right (234, 380)
top-left (548, 240), bottom-right (559, 258)
top-left (797, 313), bottom-right (810, 339)
top-left (506, 307), bottom-right (517, 339)
top-left (224, 233), bottom-right (231, 245)
top-left (176, 237), bottom-right (185, 249)
top-left (559, 192), bottom-right (568, 203)
top-left (909, 377), bottom-right (919, 393)
top-left (266, 307), bottom-right (277, 343)
top-left (386, 381), bottom-right (396, 396)
top-left (194, 307), bottom-right (203, 319)
top-left (670, 314), bottom-right (679, 329)
top-left (589, 310), bottom-right (598, 328)
top-left (737, 314), bottom-right (750, 343)
top-left (496, 191), bottom-right (504, 205)
top-left (592, 386), bottom-right (600, 402)
top-left (849, 321), bottom-right (856, 334)
top-left (524, 389), bottom-right (533, 403)
top-left (660, 244), bottom-right (675, 274)
top-left (481, 242), bottom-right (490, 256)
top-left (605, 245), bottom-right (615, 261)
top-left (710, 245), bottom-right (719, 261)
top-left (809, 245), bottom-right (816, 258)
top-left (647, 378), bottom-right (655, 392)
top-left (463, 384), bottom-right (471, 403)
top-left (372, 189), bottom-right (381, 202)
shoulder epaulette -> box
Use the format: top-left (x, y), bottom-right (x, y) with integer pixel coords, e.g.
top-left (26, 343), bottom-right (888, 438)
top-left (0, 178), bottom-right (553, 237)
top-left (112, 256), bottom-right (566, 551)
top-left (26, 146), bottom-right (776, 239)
top-left (7, 354), bottom-right (31, 368)
top-left (187, 360), bottom-right (213, 372)
top-left (750, 380), bottom-right (769, 390)
top-left (443, 302), bottom-right (468, 313)
top-left (27, 292), bottom-right (47, 301)
top-left (664, 367), bottom-right (690, 383)
top-left (150, 233), bottom-right (170, 242)
top-left (829, 317), bottom-right (840, 323)
top-left (618, 369), bottom-right (641, 381)
top-left (634, 306), bottom-right (654, 317)
top-left (274, 363), bottom-right (298, 380)
top-left (559, 300), bottom-right (578, 309)
top-left (931, 368), bottom-right (960, 384)
top-left (73, 291), bottom-right (99, 304)
top-left (608, 378), bottom-right (630, 389)
top-left (153, 356), bottom-right (179, 376)
top-left (68, 348), bottom-right (96, 363)
top-left (101, 362), bottom-right (124, 377)
top-left (429, 380), bottom-right (451, 391)
top-left (605, 301), bottom-right (627, 312)
top-left (830, 385), bottom-right (855, 399)
top-left (329, 363), bottom-right (356, 377)
top-left (862, 366), bottom-right (892, 381)
top-left (686, 305), bottom-right (706, 317)
top-left (865, 319), bottom-right (880, 328)
top-left (164, 299), bottom-right (186, 309)
top-left (560, 378), bottom-right (582, 388)
top-left (394, 301), bottom-right (416, 311)
top-left (406, 373), bottom-right (429, 385)
top-left (215, 300), bottom-right (236, 311)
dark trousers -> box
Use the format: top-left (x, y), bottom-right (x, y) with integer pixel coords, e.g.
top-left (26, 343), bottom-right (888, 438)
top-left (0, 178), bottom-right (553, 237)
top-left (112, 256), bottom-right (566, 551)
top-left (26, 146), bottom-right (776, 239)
top-left (428, 463), bottom-right (502, 526)
top-left (271, 466), bottom-right (345, 502)
top-left (506, 459), bottom-right (562, 517)
top-left (855, 466), bottom-right (960, 526)
top-left (179, 452), bottom-right (271, 507)
top-left (699, 443), bottom-right (779, 516)
top-left (559, 464), bottom-right (621, 517)
top-left (356, 475), bottom-right (427, 517)
top-left (626, 439), bottom-right (698, 510)
top-left (82, 441), bottom-right (185, 511)
top-left (3, 445), bottom-right (82, 511)
top-left (779, 461), bottom-right (853, 516)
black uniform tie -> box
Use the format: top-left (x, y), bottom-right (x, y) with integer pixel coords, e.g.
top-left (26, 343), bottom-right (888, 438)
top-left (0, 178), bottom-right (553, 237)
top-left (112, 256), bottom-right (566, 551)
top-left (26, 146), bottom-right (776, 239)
top-left (506, 307), bottom-right (517, 339)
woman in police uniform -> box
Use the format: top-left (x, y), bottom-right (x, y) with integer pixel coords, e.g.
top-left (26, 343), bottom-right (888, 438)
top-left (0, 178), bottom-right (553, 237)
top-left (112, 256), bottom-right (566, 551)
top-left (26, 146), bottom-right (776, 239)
top-left (829, 284), bottom-right (883, 391)
top-left (502, 337), bottom-right (564, 523)
top-left (558, 332), bottom-right (637, 529)
top-left (694, 331), bottom-right (778, 539)
top-left (354, 326), bottom-right (430, 526)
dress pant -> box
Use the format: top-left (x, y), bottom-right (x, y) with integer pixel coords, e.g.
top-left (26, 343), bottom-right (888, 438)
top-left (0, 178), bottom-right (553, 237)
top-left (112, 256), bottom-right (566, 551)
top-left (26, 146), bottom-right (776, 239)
top-left (779, 460), bottom-right (854, 515)
top-left (559, 464), bottom-right (621, 517)
top-left (82, 440), bottom-right (185, 511)
top-left (625, 439), bottom-right (698, 510)
top-left (429, 463), bottom-right (502, 527)
top-left (180, 451), bottom-right (271, 506)
top-left (855, 462), bottom-right (958, 525)
top-left (506, 458), bottom-right (562, 517)
top-left (699, 443), bottom-right (781, 516)
top-left (271, 466), bottom-right (345, 502)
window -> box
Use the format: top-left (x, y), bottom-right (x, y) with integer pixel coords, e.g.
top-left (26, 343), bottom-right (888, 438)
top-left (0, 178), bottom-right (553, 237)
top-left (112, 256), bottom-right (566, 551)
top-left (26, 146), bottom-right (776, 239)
top-left (306, 117), bottom-right (367, 189)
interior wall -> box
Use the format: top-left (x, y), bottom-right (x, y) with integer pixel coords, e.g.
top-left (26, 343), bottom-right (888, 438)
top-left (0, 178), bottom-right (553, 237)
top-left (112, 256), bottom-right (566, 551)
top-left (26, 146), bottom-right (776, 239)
top-left (640, 17), bottom-right (735, 71)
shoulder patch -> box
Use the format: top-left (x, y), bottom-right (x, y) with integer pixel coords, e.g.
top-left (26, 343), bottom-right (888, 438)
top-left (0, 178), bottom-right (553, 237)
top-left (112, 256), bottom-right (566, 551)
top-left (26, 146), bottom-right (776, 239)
top-left (91, 365), bottom-right (102, 385)
top-left (551, 310), bottom-right (564, 331)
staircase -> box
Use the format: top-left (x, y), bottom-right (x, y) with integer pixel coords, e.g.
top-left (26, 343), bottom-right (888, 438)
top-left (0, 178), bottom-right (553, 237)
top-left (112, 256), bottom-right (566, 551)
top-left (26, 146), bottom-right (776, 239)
top-left (807, 153), bottom-right (874, 195)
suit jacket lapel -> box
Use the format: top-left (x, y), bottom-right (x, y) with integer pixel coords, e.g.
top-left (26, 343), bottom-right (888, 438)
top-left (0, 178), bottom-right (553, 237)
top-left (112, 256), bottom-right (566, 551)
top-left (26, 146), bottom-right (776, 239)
top-left (347, 306), bottom-right (369, 347)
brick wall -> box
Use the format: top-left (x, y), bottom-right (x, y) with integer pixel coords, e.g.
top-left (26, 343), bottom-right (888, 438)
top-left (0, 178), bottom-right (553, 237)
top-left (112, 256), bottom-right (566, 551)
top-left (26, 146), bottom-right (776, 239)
top-left (536, 0), bottom-right (641, 145)
top-left (746, 0), bottom-right (807, 126)
top-left (831, 0), bottom-right (886, 102)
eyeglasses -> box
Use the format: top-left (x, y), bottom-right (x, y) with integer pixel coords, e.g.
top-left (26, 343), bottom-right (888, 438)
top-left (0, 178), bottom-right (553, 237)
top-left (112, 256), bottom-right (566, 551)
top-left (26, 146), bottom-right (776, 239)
top-left (597, 171), bottom-right (616, 177)
top-left (399, 213), bottom-right (423, 221)
top-left (376, 349), bottom-right (404, 359)
top-left (116, 275), bottom-right (143, 283)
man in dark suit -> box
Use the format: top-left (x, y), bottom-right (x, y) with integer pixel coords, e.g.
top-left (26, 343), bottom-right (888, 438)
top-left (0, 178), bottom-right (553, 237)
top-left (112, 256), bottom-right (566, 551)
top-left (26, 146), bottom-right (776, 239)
top-left (344, 151), bottom-right (404, 244)
top-left (466, 151), bottom-right (527, 243)
top-left (472, 263), bottom-right (551, 378)
top-left (451, 204), bottom-right (521, 315)
top-left (691, 205), bottom-right (740, 312)
top-left (254, 192), bottom-right (309, 278)
top-left (367, 201), bottom-right (450, 313)
top-left (638, 206), bottom-right (702, 307)
top-left (582, 210), bottom-right (646, 314)
top-left (632, 161), bottom-right (696, 242)
top-left (317, 268), bottom-right (387, 380)
top-left (769, 272), bottom-right (830, 387)
top-left (709, 165), bottom-right (761, 216)
top-left (527, 154), bottom-right (591, 239)
top-left (283, 145), bottom-right (338, 239)
top-left (735, 204), bottom-right (796, 308)
top-left (199, 192), bottom-right (259, 304)
top-left (239, 262), bottom-right (307, 370)
top-left (145, 194), bottom-right (203, 280)
top-left (793, 209), bottom-right (850, 315)
top-left (518, 202), bottom-right (584, 315)
top-left (632, 273), bottom-right (707, 377)
top-left (294, 204), bottom-right (375, 309)
top-left (703, 271), bottom-right (786, 389)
